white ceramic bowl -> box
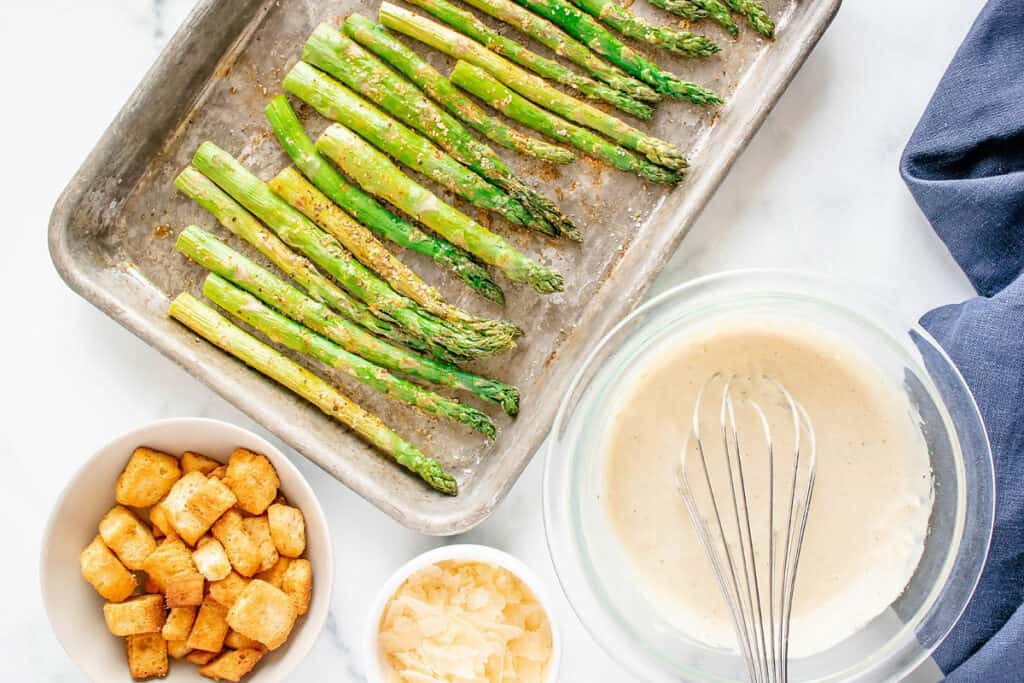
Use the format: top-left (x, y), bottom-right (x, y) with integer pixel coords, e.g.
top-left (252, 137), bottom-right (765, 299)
top-left (364, 544), bottom-right (562, 683)
top-left (40, 417), bottom-right (334, 682)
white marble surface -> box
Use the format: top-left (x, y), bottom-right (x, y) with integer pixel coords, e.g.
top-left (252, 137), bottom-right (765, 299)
top-left (0, 0), bottom-right (987, 680)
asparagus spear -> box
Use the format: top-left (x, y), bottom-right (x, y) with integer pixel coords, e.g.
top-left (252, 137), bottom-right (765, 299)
top-left (452, 61), bottom-right (680, 184)
top-left (169, 292), bottom-right (458, 495)
top-left (379, 4), bottom-right (689, 171)
top-left (316, 123), bottom-right (563, 294)
top-left (725, 0), bottom-right (774, 38)
top-left (396, 0), bottom-right (652, 119)
top-left (264, 96), bottom-right (505, 304)
top-left (204, 273), bottom-right (496, 438)
top-left (647, 0), bottom-right (708, 22)
top-left (192, 141), bottom-right (520, 362)
top-left (566, 0), bottom-right (719, 56)
top-left (177, 225), bottom-right (520, 415)
top-left (487, 0), bottom-right (722, 102)
top-left (283, 61), bottom-right (552, 238)
top-left (341, 16), bottom-right (575, 165)
top-left (688, 0), bottom-right (740, 36)
top-left (270, 166), bottom-right (478, 322)
top-left (175, 166), bottom-right (424, 351)
top-left (456, 0), bottom-right (659, 102)
top-left (302, 24), bottom-right (581, 241)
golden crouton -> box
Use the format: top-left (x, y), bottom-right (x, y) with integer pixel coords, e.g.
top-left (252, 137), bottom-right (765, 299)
top-left (224, 629), bottom-right (262, 650)
top-left (266, 503), bottom-right (305, 559)
top-left (255, 556), bottom-right (291, 589)
top-left (208, 465), bottom-right (228, 480)
top-left (144, 575), bottom-right (161, 595)
top-left (211, 510), bottom-right (261, 577)
top-left (159, 472), bottom-right (217, 546)
top-left (165, 573), bottom-right (205, 608)
top-left (282, 559), bottom-right (313, 616)
top-left (142, 538), bottom-right (198, 591)
top-left (160, 471), bottom-right (206, 536)
top-left (207, 572), bottom-right (250, 608)
top-left (193, 537), bottom-right (232, 581)
top-left (179, 477), bottom-right (237, 546)
top-left (185, 650), bottom-right (219, 665)
top-left (148, 504), bottom-right (177, 542)
top-left (242, 515), bottom-right (279, 573)
top-left (187, 598), bottom-right (230, 653)
top-left (80, 536), bottom-right (136, 602)
top-left (126, 633), bottom-right (168, 680)
top-left (116, 447), bottom-right (181, 508)
top-left (181, 451), bottom-right (221, 475)
top-left (166, 639), bottom-right (192, 659)
top-left (223, 449), bottom-right (279, 515)
top-left (226, 579), bottom-right (297, 651)
top-left (161, 606), bottom-right (197, 641)
top-left (99, 506), bottom-right (157, 571)
top-left (103, 595), bottom-right (166, 636)
top-left (199, 648), bottom-right (265, 682)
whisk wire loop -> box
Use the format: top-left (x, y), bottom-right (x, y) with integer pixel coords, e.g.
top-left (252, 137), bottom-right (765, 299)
top-left (679, 375), bottom-right (817, 683)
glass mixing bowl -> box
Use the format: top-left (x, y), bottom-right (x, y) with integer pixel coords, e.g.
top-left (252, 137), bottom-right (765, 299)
top-left (544, 270), bottom-right (994, 682)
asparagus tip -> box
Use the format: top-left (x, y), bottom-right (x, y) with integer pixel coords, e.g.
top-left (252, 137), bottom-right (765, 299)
top-left (754, 19), bottom-right (775, 39)
top-left (423, 461), bottom-right (459, 496)
top-left (467, 407), bottom-right (498, 440)
top-left (492, 384), bottom-right (521, 417)
top-left (561, 225), bottom-right (584, 243)
top-left (476, 279), bottom-right (506, 306)
top-left (534, 268), bottom-right (565, 294)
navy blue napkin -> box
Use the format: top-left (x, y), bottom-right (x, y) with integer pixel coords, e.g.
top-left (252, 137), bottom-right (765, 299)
top-left (900, 0), bottom-right (1024, 679)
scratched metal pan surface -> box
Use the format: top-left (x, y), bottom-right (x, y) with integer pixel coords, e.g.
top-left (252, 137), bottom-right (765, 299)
top-left (49, 0), bottom-right (840, 534)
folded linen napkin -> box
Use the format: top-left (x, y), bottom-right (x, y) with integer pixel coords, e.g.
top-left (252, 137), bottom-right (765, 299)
top-left (900, 0), bottom-right (1024, 679)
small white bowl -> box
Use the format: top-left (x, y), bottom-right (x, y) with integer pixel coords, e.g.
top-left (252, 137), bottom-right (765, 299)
top-left (364, 544), bottom-right (562, 683)
top-left (40, 417), bottom-right (333, 683)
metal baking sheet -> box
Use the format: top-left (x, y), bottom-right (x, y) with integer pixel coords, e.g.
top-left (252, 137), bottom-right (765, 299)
top-left (49, 0), bottom-right (840, 534)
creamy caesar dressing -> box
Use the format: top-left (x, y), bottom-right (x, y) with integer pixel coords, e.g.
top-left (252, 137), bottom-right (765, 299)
top-left (602, 318), bottom-right (934, 657)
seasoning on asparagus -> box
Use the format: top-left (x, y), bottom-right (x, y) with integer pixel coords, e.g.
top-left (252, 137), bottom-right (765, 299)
top-left (687, 0), bottom-right (739, 36)
top-left (341, 16), bottom-right (575, 165)
top-left (451, 61), bottom-right (680, 184)
top-left (175, 166), bottom-right (424, 351)
top-left (566, 0), bottom-right (719, 56)
top-left (302, 24), bottom-right (581, 240)
top-left (316, 123), bottom-right (564, 294)
top-left (169, 292), bottom-right (458, 495)
top-left (725, 0), bottom-right (775, 38)
top-left (264, 96), bottom-right (505, 304)
top-left (455, 0), bottom-right (659, 102)
top-left (488, 0), bottom-right (722, 102)
top-left (192, 141), bottom-right (520, 362)
top-left (283, 62), bottom-right (553, 239)
top-left (397, 0), bottom-right (652, 119)
top-left (176, 226), bottom-right (521, 415)
top-left (647, 0), bottom-right (708, 22)
top-left (204, 273), bottom-right (496, 438)
top-left (379, 3), bottom-right (689, 171)
top-left (270, 166), bottom-right (485, 321)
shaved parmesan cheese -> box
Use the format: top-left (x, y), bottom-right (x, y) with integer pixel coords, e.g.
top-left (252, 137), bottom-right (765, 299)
top-left (378, 561), bottom-right (553, 683)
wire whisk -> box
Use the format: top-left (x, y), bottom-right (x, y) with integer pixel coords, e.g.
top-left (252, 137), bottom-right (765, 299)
top-left (678, 374), bottom-right (817, 683)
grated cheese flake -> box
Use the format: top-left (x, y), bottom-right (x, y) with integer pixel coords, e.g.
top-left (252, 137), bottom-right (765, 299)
top-left (379, 560), bottom-right (553, 682)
